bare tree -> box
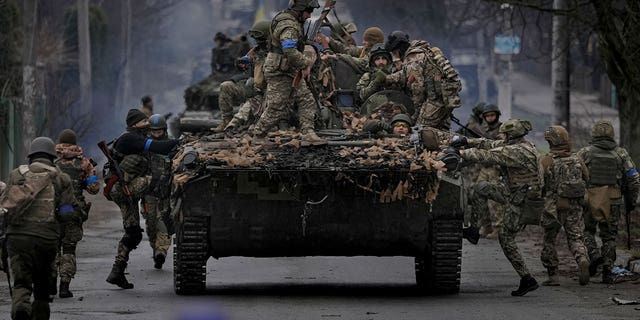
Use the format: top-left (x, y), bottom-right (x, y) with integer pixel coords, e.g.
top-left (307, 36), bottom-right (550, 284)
top-left (77, 0), bottom-right (92, 115)
top-left (22, 0), bottom-right (38, 159)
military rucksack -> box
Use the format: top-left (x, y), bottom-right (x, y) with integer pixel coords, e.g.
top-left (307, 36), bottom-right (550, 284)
top-left (0, 163), bottom-right (57, 225)
top-left (56, 158), bottom-right (86, 202)
top-left (553, 155), bottom-right (587, 198)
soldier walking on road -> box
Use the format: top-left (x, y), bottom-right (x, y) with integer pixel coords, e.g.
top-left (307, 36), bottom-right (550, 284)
top-left (2, 137), bottom-right (79, 319)
top-left (577, 120), bottom-right (640, 283)
top-left (143, 114), bottom-right (173, 269)
top-left (450, 119), bottom-right (541, 296)
top-left (105, 109), bottom-right (179, 289)
top-left (53, 129), bottom-right (100, 298)
top-left (252, 0), bottom-right (325, 144)
top-left (540, 126), bottom-right (590, 286)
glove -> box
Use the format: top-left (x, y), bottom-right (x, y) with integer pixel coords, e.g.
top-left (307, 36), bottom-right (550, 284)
top-left (438, 147), bottom-right (461, 172)
top-left (373, 70), bottom-right (387, 85)
top-left (450, 135), bottom-right (468, 148)
top-left (363, 119), bottom-right (391, 134)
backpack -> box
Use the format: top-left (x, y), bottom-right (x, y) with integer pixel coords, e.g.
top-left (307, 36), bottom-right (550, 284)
top-left (554, 155), bottom-right (587, 198)
top-left (0, 163), bottom-right (57, 224)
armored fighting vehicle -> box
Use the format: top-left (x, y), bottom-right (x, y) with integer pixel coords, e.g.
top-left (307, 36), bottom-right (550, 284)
top-left (171, 129), bottom-right (464, 295)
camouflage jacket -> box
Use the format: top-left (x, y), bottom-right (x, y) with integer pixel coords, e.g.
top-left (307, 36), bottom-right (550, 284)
top-left (329, 39), bottom-right (364, 58)
top-left (386, 40), bottom-right (462, 109)
top-left (356, 66), bottom-right (402, 101)
top-left (577, 138), bottom-right (640, 202)
top-left (55, 143), bottom-right (100, 204)
top-left (264, 10), bottom-right (310, 77)
top-left (463, 138), bottom-right (541, 194)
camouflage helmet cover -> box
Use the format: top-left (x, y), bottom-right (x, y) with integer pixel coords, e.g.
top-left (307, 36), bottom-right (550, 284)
top-left (28, 136), bottom-right (57, 159)
top-left (499, 119), bottom-right (532, 139)
top-left (148, 114), bottom-right (167, 130)
top-left (289, 0), bottom-right (320, 11)
top-left (249, 20), bottom-right (271, 41)
top-left (544, 125), bottom-right (569, 146)
top-left (368, 43), bottom-right (392, 67)
top-left (591, 120), bottom-right (614, 139)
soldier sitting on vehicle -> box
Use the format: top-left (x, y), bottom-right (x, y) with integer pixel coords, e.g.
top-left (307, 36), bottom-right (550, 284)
top-left (363, 113), bottom-right (413, 136)
top-left (356, 44), bottom-right (402, 102)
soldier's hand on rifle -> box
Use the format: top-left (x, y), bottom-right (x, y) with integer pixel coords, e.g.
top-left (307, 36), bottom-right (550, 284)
top-left (450, 135), bottom-right (468, 149)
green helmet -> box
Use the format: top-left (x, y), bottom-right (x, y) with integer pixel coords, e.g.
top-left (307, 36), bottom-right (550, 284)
top-left (591, 120), bottom-right (614, 139)
top-left (368, 43), bottom-right (392, 68)
top-left (390, 113), bottom-right (413, 127)
top-left (472, 102), bottom-right (485, 118)
top-left (249, 20), bottom-right (271, 41)
top-left (289, 0), bottom-right (319, 11)
top-left (28, 136), bottom-right (57, 159)
top-left (482, 103), bottom-right (501, 116)
top-left (499, 119), bottom-right (532, 139)
top-left (148, 114), bottom-right (167, 130)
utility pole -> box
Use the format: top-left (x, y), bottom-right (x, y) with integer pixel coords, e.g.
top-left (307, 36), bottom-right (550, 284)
top-left (552, 0), bottom-right (570, 130)
top-left (22, 0), bottom-right (38, 160)
top-left (495, 4), bottom-right (515, 120)
top-left (77, 0), bottom-right (92, 116)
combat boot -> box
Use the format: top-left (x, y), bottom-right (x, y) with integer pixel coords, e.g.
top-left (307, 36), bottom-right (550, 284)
top-left (511, 274), bottom-right (539, 296)
top-left (13, 306), bottom-right (31, 320)
top-left (302, 130), bottom-right (327, 146)
top-left (479, 225), bottom-right (493, 238)
top-left (578, 258), bottom-right (590, 286)
top-left (589, 255), bottom-right (604, 276)
top-left (106, 263), bottom-right (134, 289)
top-left (602, 265), bottom-right (614, 284)
top-left (462, 226), bottom-right (480, 245)
top-left (154, 252), bottom-right (166, 269)
top-left (59, 280), bottom-right (73, 298)
top-left (542, 268), bottom-right (560, 286)
top-left (213, 119), bottom-right (231, 132)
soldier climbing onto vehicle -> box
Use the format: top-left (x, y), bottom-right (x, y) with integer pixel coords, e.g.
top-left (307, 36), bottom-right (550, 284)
top-left (251, 0), bottom-right (326, 145)
top-left (104, 109), bottom-right (179, 289)
top-left (577, 120), bottom-right (640, 284)
top-left (384, 30), bottom-right (462, 130)
top-left (539, 125), bottom-right (590, 287)
top-left (52, 129), bottom-right (100, 298)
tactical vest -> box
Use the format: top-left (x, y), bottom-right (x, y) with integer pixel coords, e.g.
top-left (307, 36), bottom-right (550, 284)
top-left (16, 164), bottom-right (57, 224)
top-left (506, 142), bottom-right (542, 196)
top-left (56, 157), bottom-right (86, 204)
top-left (587, 147), bottom-right (622, 186)
top-left (554, 155), bottom-right (587, 198)
top-left (405, 41), bottom-right (461, 108)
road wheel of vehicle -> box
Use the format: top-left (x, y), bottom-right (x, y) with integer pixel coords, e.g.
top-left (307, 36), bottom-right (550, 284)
top-left (174, 216), bottom-right (208, 295)
top-left (415, 218), bottom-right (462, 294)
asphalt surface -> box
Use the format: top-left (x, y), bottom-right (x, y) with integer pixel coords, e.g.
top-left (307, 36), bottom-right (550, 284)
top-left (1, 194), bottom-right (639, 320)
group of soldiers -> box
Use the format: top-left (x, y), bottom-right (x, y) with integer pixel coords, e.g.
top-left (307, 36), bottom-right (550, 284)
top-left (0, 0), bottom-right (638, 318)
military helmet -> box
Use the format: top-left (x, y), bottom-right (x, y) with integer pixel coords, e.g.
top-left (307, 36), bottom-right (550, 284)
top-left (363, 27), bottom-right (385, 45)
top-left (482, 103), bottom-right (501, 116)
top-left (57, 129), bottom-right (77, 145)
top-left (385, 30), bottom-right (410, 55)
top-left (499, 119), bottom-right (532, 139)
top-left (591, 120), bottom-right (614, 139)
top-left (249, 20), bottom-right (271, 41)
top-left (472, 102), bottom-right (485, 118)
top-left (390, 113), bottom-right (413, 127)
top-left (544, 125), bottom-right (569, 146)
top-left (148, 114), bottom-right (167, 130)
top-left (332, 22), bottom-right (357, 37)
top-left (289, 0), bottom-right (320, 11)
top-left (368, 43), bottom-right (392, 68)
top-left (28, 136), bottom-right (57, 159)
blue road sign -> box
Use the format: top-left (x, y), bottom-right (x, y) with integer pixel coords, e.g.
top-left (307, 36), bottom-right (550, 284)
top-left (494, 35), bottom-right (521, 55)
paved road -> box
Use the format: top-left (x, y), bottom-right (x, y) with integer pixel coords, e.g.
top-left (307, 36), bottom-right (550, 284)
top-left (1, 195), bottom-right (638, 320)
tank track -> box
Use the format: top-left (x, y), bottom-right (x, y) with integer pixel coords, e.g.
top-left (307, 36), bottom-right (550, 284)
top-left (415, 218), bottom-right (462, 294)
top-left (174, 216), bottom-right (209, 295)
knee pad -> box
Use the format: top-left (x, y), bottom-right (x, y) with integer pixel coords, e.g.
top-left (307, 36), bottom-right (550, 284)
top-left (122, 226), bottom-right (144, 250)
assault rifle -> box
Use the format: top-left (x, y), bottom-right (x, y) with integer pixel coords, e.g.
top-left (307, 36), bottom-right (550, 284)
top-left (97, 141), bottom-right (134, 207)
top-left (292, 0), bottom-right (337, 90)
top-left (450, 114), bottom-right (483, 138)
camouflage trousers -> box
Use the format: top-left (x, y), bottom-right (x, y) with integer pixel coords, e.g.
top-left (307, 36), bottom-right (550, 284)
top-left (143, 195), bottom-right (171, 257)
top-left (228, 95), bottom-right (265, 129)
top-left (469, 166), bottom-right (506, 230)
top-left (219, 80), bottom-right (253, 121)
top-left (253, 75), bottom-right (316, 136)
top-left (499, 199), bottom-right (530, 277)
top-left (7, 234), bottom-right (57, 319)
top-left (540, 198), bottom-right (588, 270)
top-left (415, 101), bottom-right (452, 130)
top-left (110, 176), bottom-right (150, 266)
top-left (584, 202), bottom-right (622, 267)
top-left (51, 220), bottom-right (84, 283)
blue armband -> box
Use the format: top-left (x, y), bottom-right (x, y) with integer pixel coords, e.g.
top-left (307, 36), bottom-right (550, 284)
top-left (240, 55), bottom-right (251, 64)
top-left (85, 175), bottom-right (98, 185)
top-left (627, 168), bottom-right (638, 177)
top-left (58, 204), bottom-right (74, 214)
top-left (281, 39), bottom-right (298, 50)
top-left (144, 138), bottom-right (153, 152)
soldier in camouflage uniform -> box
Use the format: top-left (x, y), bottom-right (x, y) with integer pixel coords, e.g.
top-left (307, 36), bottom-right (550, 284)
top-left (540, 125), bottom-right (590, 286)
top-left (143, 114), bottom-right (173, 269)
top-left (384, 31), bottom-right (462, 130)
top-left (215, 20), bottom-right (271, 132)
top-left (52, 129), bottom-right (100, 298)
top-left (105, 109), bottom-right (179, 289)
top-left (454, 119), bottom-right (540, 296)
top-left (4, 137), bottom-right (78, 320)
top-left (355, 44), bottom-right (402, 102)
top-left (252, 0), bottom-right (325, 144)
top-left (577, 120), bottom-right (640, 283)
